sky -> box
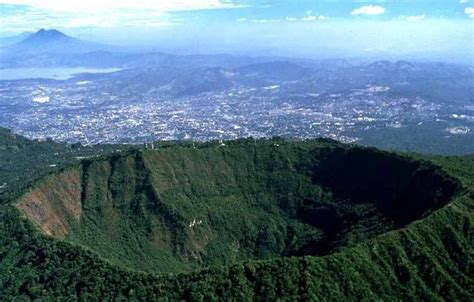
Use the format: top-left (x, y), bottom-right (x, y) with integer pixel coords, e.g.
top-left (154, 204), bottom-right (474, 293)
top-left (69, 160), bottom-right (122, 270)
top-left (0, 0), bottom-right (473, 62)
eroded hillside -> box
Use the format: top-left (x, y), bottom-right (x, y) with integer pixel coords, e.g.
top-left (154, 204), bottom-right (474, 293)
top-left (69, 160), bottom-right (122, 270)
top-left (17, 169), bottom-right (82, 237)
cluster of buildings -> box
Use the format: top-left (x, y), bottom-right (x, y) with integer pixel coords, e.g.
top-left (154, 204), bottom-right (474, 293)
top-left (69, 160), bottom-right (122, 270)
top-left (0, 78), bottom-right (471, 145)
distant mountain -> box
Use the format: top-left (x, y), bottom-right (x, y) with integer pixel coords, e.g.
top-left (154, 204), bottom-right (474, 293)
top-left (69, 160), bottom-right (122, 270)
top-left (17, 29), bottom-right (72, 46)
top-left (237, 61), bottom-right (311, 80)
top-left (69, 59), bottom-right (472, 105)
top-left (0, 29), bottom-right (115, 68)
top-left (2, 29), bottom-right (106, 54)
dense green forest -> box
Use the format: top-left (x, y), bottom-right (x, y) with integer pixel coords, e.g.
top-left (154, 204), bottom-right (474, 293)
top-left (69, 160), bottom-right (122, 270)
top-left (0, 130), bottom-right (472, 300)
top-left (0, 128), bottom-right (134, 202)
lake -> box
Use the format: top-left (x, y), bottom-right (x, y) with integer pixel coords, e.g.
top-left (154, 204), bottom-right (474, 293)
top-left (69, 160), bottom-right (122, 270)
top-left (0, 67), bottom-right (122, 81)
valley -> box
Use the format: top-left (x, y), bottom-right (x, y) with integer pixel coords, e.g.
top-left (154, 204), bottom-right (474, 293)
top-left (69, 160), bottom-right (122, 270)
top-left (0, 20), bottom-right (472, 300)
top-left (1, 60), bottom-right (473, 154)
top-left (1, 30), bottom-right (472, 155)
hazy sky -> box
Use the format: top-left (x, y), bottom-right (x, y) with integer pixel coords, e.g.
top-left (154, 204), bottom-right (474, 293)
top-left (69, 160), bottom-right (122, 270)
top-left (0, 0), bottom-right (473, 61)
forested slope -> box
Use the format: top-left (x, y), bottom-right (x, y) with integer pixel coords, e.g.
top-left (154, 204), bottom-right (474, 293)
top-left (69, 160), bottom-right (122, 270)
top-left (0, 136), bottom-right (472, 300)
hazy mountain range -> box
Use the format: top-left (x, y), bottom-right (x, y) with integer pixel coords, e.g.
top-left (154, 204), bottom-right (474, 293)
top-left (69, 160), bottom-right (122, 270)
top-left (0, 31), bottom-right (33, 47)
top-left (0, 29), bottom-right (472, 106)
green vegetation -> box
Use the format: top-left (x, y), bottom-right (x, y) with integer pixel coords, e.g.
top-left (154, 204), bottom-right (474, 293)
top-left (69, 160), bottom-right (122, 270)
top-left (348, 121), bottom-right (474, 156)
top-left (0, 127), bottom-right (134, 202)
top-left (0, 133), bottom-right (472, 300)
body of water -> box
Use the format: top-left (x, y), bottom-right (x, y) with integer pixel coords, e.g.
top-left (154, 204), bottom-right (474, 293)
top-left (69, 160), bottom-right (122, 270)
top-left (0, 67), bottom-right (122, 80)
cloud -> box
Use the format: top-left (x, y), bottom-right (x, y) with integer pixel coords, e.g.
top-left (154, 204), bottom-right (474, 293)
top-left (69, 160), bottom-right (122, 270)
top-left (351, 5), bottom-right (385, 16)
top-left (238, 18), bottom-right (281, 24)
top-left (0, 0), bottom-right (243, 12)
top-left (352, 0), bottom-right (387, 2)
top-left (240, 14), bottom-right (329, 24)
top-left (405, 15), bottom-right (425, 21)
top-left (0, 0), bottom-right (245, 31)
top-left (283, 15), bottom-right (329, 23)
top-left (302, 16), bottom-right (317, 22)
top-left (252, 19), bottom-right (280, 24)
top-left (0, 3), bottom-right (177, 31)
top-left (465, 7), bottom-right (474, 17)
top-left (460, 0), bottom-right (469, 4)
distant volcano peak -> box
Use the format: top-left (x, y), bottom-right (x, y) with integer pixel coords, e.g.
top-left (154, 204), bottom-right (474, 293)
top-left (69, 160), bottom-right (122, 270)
top-left (3, 28), bottom-right (108, 55)
top-left (26, 29), bottom-right (72, 42)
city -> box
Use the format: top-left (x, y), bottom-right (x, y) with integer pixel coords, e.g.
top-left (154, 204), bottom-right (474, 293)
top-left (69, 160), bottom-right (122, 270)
top-left (0, 69), bottom-right (471, 149)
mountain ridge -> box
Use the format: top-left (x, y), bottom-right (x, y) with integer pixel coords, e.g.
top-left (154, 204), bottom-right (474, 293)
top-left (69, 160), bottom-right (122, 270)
top-left (0, 132), bottom-right (471, 299)
top-left (0, 31), bottom-right (33, 47)
top-left (1, 138), bottom-right (471, 300)
top-left (15, 140), bottom-right (461, 274)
